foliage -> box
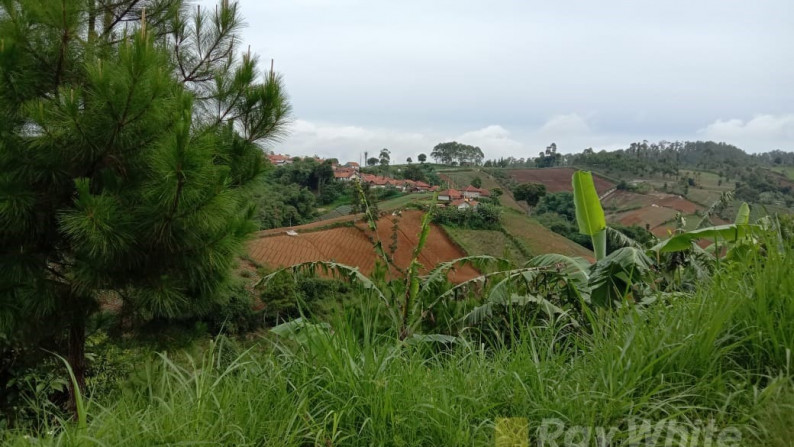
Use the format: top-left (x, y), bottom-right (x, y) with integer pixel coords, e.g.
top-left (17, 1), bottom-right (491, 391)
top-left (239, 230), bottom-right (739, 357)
top-left (512, 182), bottom-right (547, 210)
top-left (572, 171), bottom-right (607, 260)
top-left (431, 204), bottom-right (502, 229)
top-left (258, 271), bottom-right (354, 324)
top-left (430, 141), bottom-right (484, 165)
top-left (5, 239), bottom-right (794, 444)
top-left (378, 148), bottom-right (391, 167)
top-left (268, 157), bottom-right (335, 193)
top-left (254, 183), bottom-right (317, 229)
top-left (588, 247), bottom-right (654, 306)
top-left (535, 191), bottom-right (576, 221)
top-left (0, 0), bottom-right (290, 413)
top-left (533, 212), bottom-right (593, 249)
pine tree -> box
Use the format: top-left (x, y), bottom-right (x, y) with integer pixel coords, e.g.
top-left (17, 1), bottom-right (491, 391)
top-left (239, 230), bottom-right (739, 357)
top-left (0, 0), bottom-right (290, 413)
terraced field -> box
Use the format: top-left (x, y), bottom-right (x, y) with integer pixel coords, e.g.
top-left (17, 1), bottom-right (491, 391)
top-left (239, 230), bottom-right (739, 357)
top-left (501, 211), bottom-right (594, 261)
top-left (248, 210), bottom-right (479, 282)
top-left (506, 167), bottom-right (614, 194)
top-left (600, 189), bottom-right (702, 237)
top-left (443, 227), bottom-right (530, 265)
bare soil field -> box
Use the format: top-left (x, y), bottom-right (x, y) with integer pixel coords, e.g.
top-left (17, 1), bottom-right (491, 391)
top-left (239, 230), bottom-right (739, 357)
top-left (248, 210), bottom-right (479, 283)
top-left (604, 190), bottom-right (700, 215)
top-left (614, 206), bottom-right (678, 230)
top-left (507, 168), bottom-right (614, 194)
top-left (603, 190), bottom-right (702, 237)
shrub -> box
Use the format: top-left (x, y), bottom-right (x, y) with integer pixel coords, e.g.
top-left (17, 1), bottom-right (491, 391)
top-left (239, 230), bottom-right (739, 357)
top-left (431, 203), bottom-right (502, 229)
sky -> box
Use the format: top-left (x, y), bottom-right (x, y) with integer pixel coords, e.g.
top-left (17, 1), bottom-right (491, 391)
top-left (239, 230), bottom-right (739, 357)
top-left (200, 0), bottom-right (793, 163)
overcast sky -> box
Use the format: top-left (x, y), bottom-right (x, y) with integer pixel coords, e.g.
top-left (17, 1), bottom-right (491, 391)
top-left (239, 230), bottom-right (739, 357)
top-left (201, 0), bottom-right (793, 163)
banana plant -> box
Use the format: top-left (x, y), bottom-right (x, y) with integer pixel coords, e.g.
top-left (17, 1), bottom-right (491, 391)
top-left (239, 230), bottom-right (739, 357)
top-left (650, 202), bottom-right (762, 256)
top-left (572, 171), bottom-right (607, 260)
top-left (570, 171), bottom-right (656, 306)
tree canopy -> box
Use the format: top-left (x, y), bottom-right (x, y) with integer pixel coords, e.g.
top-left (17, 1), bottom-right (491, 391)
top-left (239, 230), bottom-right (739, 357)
top-left (430, 141), bottom-right (484, 165)
top-left (0, 0), bottom-right (290, 412)
top-left (513, 183), bottom-right (547, 211)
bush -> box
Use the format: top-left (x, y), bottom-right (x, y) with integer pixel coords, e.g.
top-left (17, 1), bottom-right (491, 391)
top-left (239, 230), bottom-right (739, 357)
top-left (431, 203), bottom-right (502, 229)
top-left (258, 272), bottom-right (355, 324)
top-left (202, 283), bottom-right (263, 335)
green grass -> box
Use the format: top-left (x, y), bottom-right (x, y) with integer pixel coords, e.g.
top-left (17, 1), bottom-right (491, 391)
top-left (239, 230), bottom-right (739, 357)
top-left (501, 210), bottom-right (593, 260)
top-left (443, 226), bottom-right (530, 265)
top-left (6, 240), bottom-right (794, 445)
top-left (378, 192), bottom-right (433, 210)
top-left (771, 166), bottom-right (794, 180)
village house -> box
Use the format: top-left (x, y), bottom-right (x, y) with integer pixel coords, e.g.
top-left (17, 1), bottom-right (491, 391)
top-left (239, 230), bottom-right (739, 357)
top-left (451, 198), bottom-right (479, 210)
top-left (462, 185), bottom-right (491, 199)
top-left (267, 153), bottom-right (293, 166)
top-left (333, 168), bottom-right (359, 182)
top-left (437, 188), bottom-right (462, 202)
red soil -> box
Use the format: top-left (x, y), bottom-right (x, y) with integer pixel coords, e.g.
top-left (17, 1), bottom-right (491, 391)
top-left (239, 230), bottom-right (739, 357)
top-left (654, 195), bottom-right (699, 214)
top-left (247, 210), bottom-right (479, 283)
top-left (616, 206), bottom-right (678, 229)
top-left (507, 168), bottom-right (614, 194)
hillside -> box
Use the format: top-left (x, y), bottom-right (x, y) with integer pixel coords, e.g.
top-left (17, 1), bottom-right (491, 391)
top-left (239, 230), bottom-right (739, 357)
top-left (601, 189), bottom-right (704, 237)
top-left (438, 169), bottom-right (525, 212)
top-left (506, 167), bottom-right (614, 194)
top-left (501, 211), bottom-right (594, 260)
top-left (248, 210), bottom-right (480, 282)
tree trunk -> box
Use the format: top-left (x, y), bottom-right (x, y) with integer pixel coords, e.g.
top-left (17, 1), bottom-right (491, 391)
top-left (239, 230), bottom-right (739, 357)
top-left (66, 313), bottom-right (87, 418)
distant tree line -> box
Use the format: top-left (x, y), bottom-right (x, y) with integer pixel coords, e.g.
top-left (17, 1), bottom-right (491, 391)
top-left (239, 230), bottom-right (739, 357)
top-left (431, 141), bottom-right (484, 166)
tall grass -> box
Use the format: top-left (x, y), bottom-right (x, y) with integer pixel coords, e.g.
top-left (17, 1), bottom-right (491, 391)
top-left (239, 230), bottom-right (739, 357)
top-left (5, 243), bottom-right (793, 446)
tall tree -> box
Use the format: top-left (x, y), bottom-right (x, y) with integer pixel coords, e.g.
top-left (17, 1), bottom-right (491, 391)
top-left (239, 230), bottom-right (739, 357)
top-left (0, 0), bottom-right (290, 413)
top-left (418, 153), bottom-right (427, 163)
top-left (379, 148), bottom-right (390, 167)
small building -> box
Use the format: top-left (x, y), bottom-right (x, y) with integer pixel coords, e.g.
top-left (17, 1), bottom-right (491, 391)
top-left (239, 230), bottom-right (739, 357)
top-left (451, 198), bottom-right (479, 210)
top-left (438, 189), bottom-right (462, 202)
top-left (462, 185), bottom-right (491, 199)
top-left (267, 154), bottom-right (293, 166)
top-left (333, 169), bottom-right (358, 182)
top-left (413, 181), bottom-right (431, 192)
top-left (360, 174), bottom-right (390, 188)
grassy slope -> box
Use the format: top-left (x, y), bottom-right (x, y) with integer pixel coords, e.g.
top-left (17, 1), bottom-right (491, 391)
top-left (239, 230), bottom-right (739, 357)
top-left (501, 210), bottom-right (593, 260)
top-left (439, 169), bottom-right (592, 261)
top-left (10, 242), bottom-right (794, 446)
top-left (434, 173), bottom-right (591, 262)
top-left (772, 166), bottom-right (794, 180)
top-left (443, 226), bottom-right (530, 265)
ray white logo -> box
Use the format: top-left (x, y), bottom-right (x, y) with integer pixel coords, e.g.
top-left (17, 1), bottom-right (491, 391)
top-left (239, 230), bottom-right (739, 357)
top-left (495, 417), bottom-right (742, 447)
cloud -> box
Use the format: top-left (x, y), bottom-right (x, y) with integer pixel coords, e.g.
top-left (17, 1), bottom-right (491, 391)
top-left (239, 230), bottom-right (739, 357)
top-left (698, 114), bottom-right (794, 152)
top-left (272, 112), bottom-right (792, 166)
top-left (276, 114), bottom-right (621, 163)
top-left (278, 121), bottom-right (532, 163)
top-left (455, 125), bottom-right (525, 157)
top-left (538, 114), bottom-right (592, 136)
top-left (699, 114), bottom-right (794, 139)
top-left (280, 119), bottom-right (433, 163)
